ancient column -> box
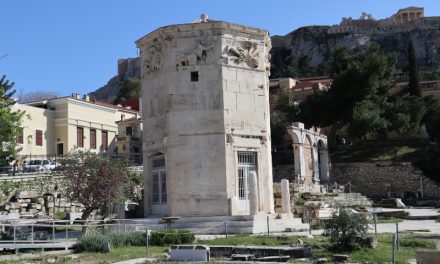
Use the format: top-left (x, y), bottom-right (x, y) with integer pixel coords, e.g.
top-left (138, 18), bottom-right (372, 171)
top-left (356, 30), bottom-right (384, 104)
top-left (281, 179), bottom-right (292, 215)
top-left (312, 146), bottom-right (320, 183)
top-left (249, 172), bottom-right (259, 215)
top-left (293, 143), bottom-right (305, 182)
top-left (319, 149), bottom-right (330, 183)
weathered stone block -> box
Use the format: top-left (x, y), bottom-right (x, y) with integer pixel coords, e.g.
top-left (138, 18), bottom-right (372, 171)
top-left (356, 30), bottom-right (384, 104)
top-left (16, 191), bottom-right (38, 199)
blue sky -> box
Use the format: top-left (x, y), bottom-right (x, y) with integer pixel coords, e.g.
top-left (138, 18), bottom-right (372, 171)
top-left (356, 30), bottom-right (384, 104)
top-left (2, 0), bottom-right (439, 97)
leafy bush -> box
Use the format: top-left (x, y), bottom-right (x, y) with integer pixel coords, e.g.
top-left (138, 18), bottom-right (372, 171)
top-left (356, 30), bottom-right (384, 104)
top-left (324, 207), bottom-right (369, 251)
top-left (109, 230), bottom-right (147, 247)
top-left (53, 211), bottom-right (67, 220)
top-left (150, 229), bottom-right (195, 246)
top-left (74, 232), bottom-right (107, 253)
top-left (0, 231), bottom-right (12, 241)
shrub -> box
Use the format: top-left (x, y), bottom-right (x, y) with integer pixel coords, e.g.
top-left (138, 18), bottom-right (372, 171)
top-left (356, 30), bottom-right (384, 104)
top-left (53, 211), bottom-right (67, 220)
top-left (324, 207), bottom-right (369, 251)
top-left (109, 230), bottom-right (147, 247)
top-left (0, 231), bottom-right (12, 241)
top-left (150, 229), bottom-right (195, 246)
top-left (74, 232), bottom-right (107, 253)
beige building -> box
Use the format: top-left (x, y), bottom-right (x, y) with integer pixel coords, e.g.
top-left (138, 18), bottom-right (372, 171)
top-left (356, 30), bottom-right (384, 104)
top-left (15, 94), bottom-right (139, 157)
top-left (137, 17), bottom-right (275, 217)
top-left (115, 117), bottom-right (143, 156)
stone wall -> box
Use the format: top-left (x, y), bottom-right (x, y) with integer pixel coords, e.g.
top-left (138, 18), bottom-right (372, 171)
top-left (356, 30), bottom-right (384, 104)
top-left (333, 162), bottom-right (440, 199)
top-left (0, 175), bottom-right (82, 218)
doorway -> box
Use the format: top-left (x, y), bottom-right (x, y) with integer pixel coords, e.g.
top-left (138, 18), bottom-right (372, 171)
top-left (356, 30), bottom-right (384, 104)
top-left (56, 143), bottom-right (64, 156)
top-left (151, 154), bottom-right (167, 215)
top-left (237, 152), bottom-right (257, 213)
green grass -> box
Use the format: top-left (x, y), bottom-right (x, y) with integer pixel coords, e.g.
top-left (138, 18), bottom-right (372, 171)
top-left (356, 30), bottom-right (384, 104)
top-left (198, 234), bottom-right (321, 246)
top-left (200, 234), bottom-right (435, 264)
top-left (76, 246), bottom-right (167, 263)
top-left (376, 217), bottom-right (404, 224)
top-left (1, 234), bottom-right (436, 264)
top-left (332, 143), bottom-right (424, 163)
top-left (349, 234), bottom-right (435, 264)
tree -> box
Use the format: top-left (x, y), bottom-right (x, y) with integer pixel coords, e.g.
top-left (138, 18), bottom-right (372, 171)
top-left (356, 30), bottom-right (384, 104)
top-left (349, 100), bottom-right (387, 139)
top-left (324, 207), bottom-right (369, 251)
top-left (19, 90), bottom-right (59, 103)
top-left (62, 150), bottom-right (129, 221)
top-left (407, 39), bottom-right (421, 97)
top-left (113, 77), bottom-right (141, 104)
top-left (270, 86), bottom-right (299, 147)
top-left (297, 44), bottom-right (396, 144)
top-left (385, 94), bottom-right (426, 136)
top-left (423, 96), bottom-right (440, 142)
top-left (0, 75), bottom-right (24, 156)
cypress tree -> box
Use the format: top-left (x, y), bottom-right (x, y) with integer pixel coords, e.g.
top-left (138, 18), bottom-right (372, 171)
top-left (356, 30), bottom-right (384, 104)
top-left (407, 39), bottom-right (421, 97)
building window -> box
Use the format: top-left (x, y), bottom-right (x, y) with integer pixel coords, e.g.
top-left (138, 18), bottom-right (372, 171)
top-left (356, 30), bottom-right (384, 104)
top-left (35, 130), bottom-right (43, 146)
top-left (77, 127), bottom-right (84, 148)
top-left (126, 126), bottom-right (133, 136)
top-left (17, 128), bottom-right (24, 144)
top-left (102, 131), bottom-right (108, 151)
top-left (90, 129), bottom-right (96, 149)
top-left (191, 71), bottom-right (199, 82)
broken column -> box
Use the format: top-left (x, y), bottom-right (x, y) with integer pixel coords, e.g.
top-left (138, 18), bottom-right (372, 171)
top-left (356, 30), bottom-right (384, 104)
top-left (281, 179), bottom-right (292, 214)
top-left (249, 172), bottom-right (259, 215)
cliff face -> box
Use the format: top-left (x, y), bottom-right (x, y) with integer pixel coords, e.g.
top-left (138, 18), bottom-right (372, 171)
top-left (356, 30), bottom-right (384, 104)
top-left (271, 18), bottom-right (440, 76)
top-left (89, 57), bottom-right (140, 103)
top-left (89, 18), bottom-right (440, 102)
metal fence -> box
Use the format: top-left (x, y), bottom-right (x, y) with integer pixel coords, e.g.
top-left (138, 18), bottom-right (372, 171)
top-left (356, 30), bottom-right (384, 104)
top-left (0, 219), bottom-right (150, 251)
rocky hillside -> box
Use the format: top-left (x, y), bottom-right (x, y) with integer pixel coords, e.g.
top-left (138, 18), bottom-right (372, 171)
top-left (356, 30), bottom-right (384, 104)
top-left (89, 18), bottom-right (440, 102)
top-left (271, 18), bottom-right (440, 77)
top-left (89, 57), bottom-right (140, 103)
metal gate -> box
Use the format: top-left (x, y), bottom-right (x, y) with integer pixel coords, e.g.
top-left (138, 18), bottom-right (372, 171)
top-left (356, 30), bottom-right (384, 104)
top-left (237, 152), bottom-right (256, 213)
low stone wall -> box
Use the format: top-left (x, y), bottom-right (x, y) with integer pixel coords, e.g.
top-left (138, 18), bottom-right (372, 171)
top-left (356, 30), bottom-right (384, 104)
top-left (1, 191), bottom-right (82, 217)
top-left (333, 162), bottom-right (440, 199)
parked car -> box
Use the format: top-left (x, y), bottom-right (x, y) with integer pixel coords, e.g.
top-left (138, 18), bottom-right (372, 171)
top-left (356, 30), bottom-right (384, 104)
top-left (22, 160), bottom-right (60, 172)
top-left (0, 162), bottom-right (13, 174)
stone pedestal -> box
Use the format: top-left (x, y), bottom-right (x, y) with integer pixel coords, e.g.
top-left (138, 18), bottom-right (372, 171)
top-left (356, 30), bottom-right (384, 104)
top-left (229, 196), bottom-right (239, 215)
top-left (281, 179), bottom-right (291, 214)
top-left (249, 172), bottom-right (259, 215)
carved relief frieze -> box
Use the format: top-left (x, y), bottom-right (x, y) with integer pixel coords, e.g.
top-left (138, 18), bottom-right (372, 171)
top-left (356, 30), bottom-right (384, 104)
top-left (141, 35), bottom-right (170, 78)
top-left (175, 39), bottom-right (215, 71)
top-left (223, 41), bottom-right (260, 69)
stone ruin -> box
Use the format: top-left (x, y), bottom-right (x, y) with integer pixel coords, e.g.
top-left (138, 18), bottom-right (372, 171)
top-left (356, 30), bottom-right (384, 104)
top-left (0, 190), bottom-right (82, 220)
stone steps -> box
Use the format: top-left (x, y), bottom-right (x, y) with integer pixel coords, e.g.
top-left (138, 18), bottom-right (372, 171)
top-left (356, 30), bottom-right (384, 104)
top-left (122, 214), bottom-right (308, 234)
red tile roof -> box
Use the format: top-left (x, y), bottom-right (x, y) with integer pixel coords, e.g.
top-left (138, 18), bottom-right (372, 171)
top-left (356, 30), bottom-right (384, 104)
top-left (91, 99), bottom-right (140, 113)
top-left (119, 98), bottom-right (140, 112)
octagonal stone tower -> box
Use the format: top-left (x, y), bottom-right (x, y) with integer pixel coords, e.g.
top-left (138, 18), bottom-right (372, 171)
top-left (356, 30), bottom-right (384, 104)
top-left (136, 17), bottom-right (274, 217)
